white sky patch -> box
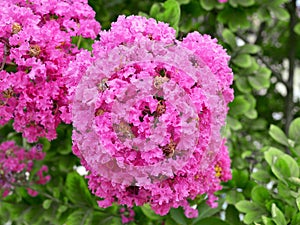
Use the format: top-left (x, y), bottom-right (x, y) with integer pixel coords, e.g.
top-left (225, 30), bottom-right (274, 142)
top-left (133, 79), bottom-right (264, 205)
top-left (75, 165), bottom-right (88, 176)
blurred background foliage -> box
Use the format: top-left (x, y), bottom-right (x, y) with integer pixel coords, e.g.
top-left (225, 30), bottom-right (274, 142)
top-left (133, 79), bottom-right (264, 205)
top-left (2, 0), bottom-right (300, 224)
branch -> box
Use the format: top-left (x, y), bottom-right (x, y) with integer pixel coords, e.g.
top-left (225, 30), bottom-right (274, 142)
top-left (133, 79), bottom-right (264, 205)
top-left (0, 38), bottom-right (10, 71)
top-left (284, 0), bottom-right (297, 134)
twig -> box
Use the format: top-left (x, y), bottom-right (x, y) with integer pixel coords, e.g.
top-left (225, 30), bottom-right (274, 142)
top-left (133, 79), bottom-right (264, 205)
top-left (0, 38), bottom-right (10, 71)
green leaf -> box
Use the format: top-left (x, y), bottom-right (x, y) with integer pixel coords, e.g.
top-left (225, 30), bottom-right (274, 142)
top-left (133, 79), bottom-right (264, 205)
top-left (92, 212), bottom-right (121, 225)
top-left (141, 204), bottom-right (162, 220)
top-left (289, 118), bottom-right (300, 143)
top-left (196, 201), bottom-right (222, 221)
top-left (229, 96), bottom-right (251, 116)
top-left (235, 76), bottom-right (251, 93)
top-left (268, 6), bottom-right (290, 21)
top-left (288, 177), bottom-right (300, 186)
top-left (235, 200), bottom-right (264, 213)
top-left (251, 186), bottom-right (270, 204)
top-left (227, 116), bottom-right (242, 131)
top-left (232, 54), bottom-right (252, 68)
top-left (237, 0), bottom-right (255, 7)
top-left (244, 211), bottom-right (264, 224)
top-left (66, 210), bottom-right (93, 225)
top-left (226, 190), bottom-right (245, 204)
top-left (150, 0), bottom-right (180, 30)
top-left (262, 216), bottom-right (276, 225)
top-left (271, 204), bottom-right (287, 225)
top-left (23, 206), bottom-right (45, 225)
top-left (222, 29), bottom-right (237, 49)
top-left (232, 169), bottom-right (249, 188)
top-left (239, 44), bottom-right (261, 54)
top-left (294, 23), bottom-right (300, 35)
top-left (200, 0), bottom-right (216, 11)
top-left (269, 125), bottom-right (289, 146)
top-left (280, 155), bottom-right (299, 177)
top-left (165, 217), bottom-right (179, 225)
top-left (229, 0), bottom-right (238, 8)
top-left (193, 217), bottom-right (230, 225)
top-left (65, 172), bottom-right (94, 206)
top-left (291, 213), bottom-right (300, 225)
top-left (176, 0), bottom-right (190, 4)
top-left (42, 199), bottom-right (52, 210)
top-left (248, 75), bottom-right (270, 90)
top-left (226, 205), bottom-right (243, 225)
top-left (251, 170), bottom-right (270, 182)
top-left (170, 208), bottom-right (187, 225)
top-left (296, 196), bottom-right (300, 211)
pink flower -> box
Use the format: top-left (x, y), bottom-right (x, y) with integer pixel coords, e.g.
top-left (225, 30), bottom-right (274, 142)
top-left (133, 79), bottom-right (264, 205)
top-left (218, 0), bottom-right (228, 3)
top-left (72, 15), bottom-right (233, 218)
top-left (0, 141), bottom-right (50, 197)
top-left (0, 0), bottom-right (100, 142)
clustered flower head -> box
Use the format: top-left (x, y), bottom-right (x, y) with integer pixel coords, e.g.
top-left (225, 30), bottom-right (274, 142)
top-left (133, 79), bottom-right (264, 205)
top-left (0, 141), bottom-right (50, 198)
top-left (0, 0), bottom-right (100, 142)
top-left (120, 206), bottom-right (135, 224)
top-left (72, 15), bottom-right (233, 218)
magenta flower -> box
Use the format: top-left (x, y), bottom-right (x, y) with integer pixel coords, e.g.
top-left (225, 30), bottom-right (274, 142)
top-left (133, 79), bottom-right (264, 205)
top-left (0, 0), bottom-right (100, 142)
top-left (218, 0), bottom-right (228, 3)
top-left (0, 141), bottom-right (50, 198)
top-left (72, 15), bottom-right (233, 218)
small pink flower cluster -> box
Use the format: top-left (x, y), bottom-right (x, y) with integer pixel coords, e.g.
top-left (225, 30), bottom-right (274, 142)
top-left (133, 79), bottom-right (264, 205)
top-left (72, 16), bottom-right (233, 218)
top-left (0, 141), bottom-right (50, 198)
top-left (0, 0), bottom-right (100, 142)
top-left (218, 0), bottom-right (228, 3)
top-left (120, 207), bottom-right (135, 224)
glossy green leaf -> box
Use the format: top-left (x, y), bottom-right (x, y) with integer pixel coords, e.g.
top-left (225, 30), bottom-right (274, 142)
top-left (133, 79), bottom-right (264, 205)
top-left (262, 216), bottom-right (276, 225)
top-left (268, 5), bottom-right (290, 21)
top-left (65, 172), bottom-right (94, 206)
top-left (289, 118), bottom-right (300, 143)
top-left (229, 96), bottom-right (251, 116)
top-left (239, 44), bottom-right (261, 54)
top-left (269, 125), bottom-right (289, 146)
top-left (296, 197), bottom-right (300, 211)
top-left (227, 116), bottom-right (242, 131)
top-left (42, 199), bottom-right (52, 210)
top-left (251, 170), bottom-right (270, 182)
top-left (271, 204), bottom-right (287, 225)
top-left (294, 23), bottom-right (300, 35)
top-left (222, 29), bottom-right (237, 49)
top-left (232, 54), bottom-right (252, 68)
top-left (236, 200), bottom-right (264, 213)
top-left (225, 205), bottom-right (243, 225)
top-left (251, 186), bottom-right (270, 204)
top-left (193, 217), bottom-right (230, 225)
top-left (141, 204), bottom-right (162, 220)
top-left (170, 208), bottom-right (187, 225)
top-left (226, 190), bottom-right (245, 204)
top-left (243, 211), bottom-right (263, 224)
top-left (200, 0), bottom-right (216, 11)
top-left (238, 0), bottom-right (255, 7)
top-left (150, 0), bottom-right (180, 30)
top-left (66, 210), bottom-right (93, 225)
top-left (291, 213), bottom-right (300, 225)
top-left (248, 75), bottom-right (270, 90)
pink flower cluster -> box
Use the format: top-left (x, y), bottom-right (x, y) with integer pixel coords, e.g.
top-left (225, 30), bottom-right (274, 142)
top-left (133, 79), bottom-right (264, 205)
top-left (72, 15), bottom-right (233, 218)
top-left (0, 141), bottom-right (50, 198)
top-left (218, 0), bottom-right (228, 3)
top-left (120, 207), bottom-right (135, 224)
top-left (0, 0), bottom-right (100, 142)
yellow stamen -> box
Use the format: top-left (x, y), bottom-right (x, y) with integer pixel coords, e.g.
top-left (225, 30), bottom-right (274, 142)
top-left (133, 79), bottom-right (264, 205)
top-left (215, 164), bottom-right (222, 178)
top-left (29, 45), bottom-right (41, 57)
top-left (12, 22), bottom-right (22, 34)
